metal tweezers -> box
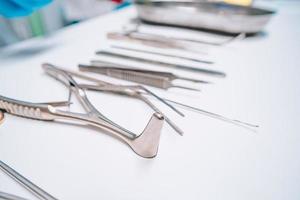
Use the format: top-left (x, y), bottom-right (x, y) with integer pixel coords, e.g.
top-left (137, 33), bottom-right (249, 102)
top-left (94, 50), bottom-right (226, 77)
top-left (78, 63), bottom-right (207, 91)
top-left (0, 160), bottom-right (58, 200)
top-left (0, 63), bottom-right (166, 158)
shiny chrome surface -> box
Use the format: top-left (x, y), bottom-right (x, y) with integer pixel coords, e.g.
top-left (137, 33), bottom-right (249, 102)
top-left (122, 22), bottom-right (246, 46)
top-left (43, 63), bottom-right (166, 158)
top-left (0, 97), bottom-right (53, 121)
top-left (0, 63), bottom-right (166, 158)
top-left (135, 1), bottom-right (275, 34)
top-left (71, 64), bottom-right (185, 135)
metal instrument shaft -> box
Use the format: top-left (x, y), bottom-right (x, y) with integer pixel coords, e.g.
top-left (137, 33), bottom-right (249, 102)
top-left (107, 32), bottom-right (207, 54)
top-left (111, 45), bottom-right (214, 64)
top-left (80, 63), bottom-right (210, 83)
top-left (95, 50), bottom-right (226, 77)
top-left (80, 64), bottom-right (201, 91)
top-left (0, 160), bottom-right (58, 200)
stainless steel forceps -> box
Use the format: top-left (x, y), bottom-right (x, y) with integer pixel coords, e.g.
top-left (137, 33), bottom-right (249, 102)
top-left (94, 50), bottom-right (226, 77)
top-left (79, 63), bottom-right (210, 83)
top-left (0, 64), bottom-right (165, 158)
top-left (78, 64), bottom-right (205, 91)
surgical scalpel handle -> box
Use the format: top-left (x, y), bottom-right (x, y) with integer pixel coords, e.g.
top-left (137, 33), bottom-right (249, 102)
top-left (0, 160), bottom-right (58, 200)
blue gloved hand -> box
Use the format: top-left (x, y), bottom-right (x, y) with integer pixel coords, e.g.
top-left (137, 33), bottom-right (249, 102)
top-left (0, 0), bottom-right (52, 18)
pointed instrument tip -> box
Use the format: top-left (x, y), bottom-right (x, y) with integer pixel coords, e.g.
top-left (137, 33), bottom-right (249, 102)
top-left (198, 80), bottom-right (212, 84)
top-left (173, 85), bottom-right (201, 92)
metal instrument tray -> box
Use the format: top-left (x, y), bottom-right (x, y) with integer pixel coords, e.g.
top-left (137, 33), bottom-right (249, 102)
top-left (135, 1), bottom-right (275, 34)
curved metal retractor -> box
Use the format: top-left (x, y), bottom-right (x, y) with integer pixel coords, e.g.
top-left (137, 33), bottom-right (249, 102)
top-left (0, 64), bottom-right (165, 158)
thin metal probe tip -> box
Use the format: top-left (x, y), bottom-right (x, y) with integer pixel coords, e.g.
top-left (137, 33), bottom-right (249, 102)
top-left (143, 96), bottom-right (259, 129)
top-left (195, 80), bottom-right (211, 84)
top-left (201, 81), bottom-right (212, 84)
top-left (187, 79), bottom-right (212, 84)
top-left (211, 71), bottom-right (226, 77)
top-left (172, 85), bottom-right (201, 92)
top-left (176, 76), bottom-right (212, 84)
top-left (167, 99), bottom-right (259, 128)
top-left (232, 120), bottom-right (259, 128)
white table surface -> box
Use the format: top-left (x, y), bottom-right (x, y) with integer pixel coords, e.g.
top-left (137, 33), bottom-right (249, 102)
top-left (0, 2), bottom-right (300, 200)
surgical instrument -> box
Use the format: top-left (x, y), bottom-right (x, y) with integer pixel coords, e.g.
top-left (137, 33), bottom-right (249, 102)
top-left (78, 70), bottom-right (258, 131)
top-left (46, 63), bottom-right (185, 133)
top-left (122, 18), bottom-right (246, 46)
top-left (79, 64), bottom-right (202, 91)
top-left (45, 64), bottom-right (184, 135)
top-left (123, 22), bottom-right (246, 46)
top-left (95, 50), bottom-right (226, 77)
top-left (80, 63), bottom-right (210, 83)
top-left (73, 69), bottom-right (258, 131)
top-left (107, 32), bottom-right (207, 54)
top-left (111, 45), bottom-right (214, 64)
top-left (65, 67), bottom-right (185, 118)
top-left (163, 99), bottom-right (258, 129)
top-left (142, 94), bottom-right (259, 129)
top-left (0, 64), bottom-right (165, 158)
top-left (0, 160), bottom-right (58, 200)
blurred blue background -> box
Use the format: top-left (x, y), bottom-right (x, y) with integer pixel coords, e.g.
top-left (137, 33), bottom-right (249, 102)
top-left (0, 0), bottom-right (131, 47)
